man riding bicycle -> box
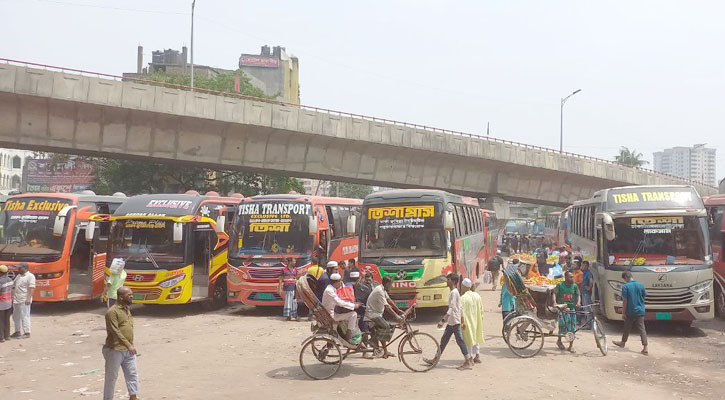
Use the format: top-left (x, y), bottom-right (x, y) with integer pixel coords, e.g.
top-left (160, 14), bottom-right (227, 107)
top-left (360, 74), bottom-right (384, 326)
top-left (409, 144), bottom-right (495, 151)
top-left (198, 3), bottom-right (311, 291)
top-left (364, 276), bottom-right (404, 357)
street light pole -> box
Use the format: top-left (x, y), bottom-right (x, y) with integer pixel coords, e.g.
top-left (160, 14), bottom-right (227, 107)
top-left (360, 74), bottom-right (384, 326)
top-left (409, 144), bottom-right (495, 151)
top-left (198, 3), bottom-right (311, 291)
top-left (190, 0), bottom-right (196, 91)
top-left (559, 89), bottom-right (581, 153)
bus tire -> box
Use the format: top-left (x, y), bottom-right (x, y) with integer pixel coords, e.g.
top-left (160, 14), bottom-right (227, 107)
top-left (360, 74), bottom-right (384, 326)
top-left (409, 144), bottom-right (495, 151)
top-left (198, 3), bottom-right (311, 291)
top-left (204, 275), bottom-right (228, 311)
top-left (715, 284), bottom-right (725, 319)
top-left (593, 285), bottom-right (609, 322)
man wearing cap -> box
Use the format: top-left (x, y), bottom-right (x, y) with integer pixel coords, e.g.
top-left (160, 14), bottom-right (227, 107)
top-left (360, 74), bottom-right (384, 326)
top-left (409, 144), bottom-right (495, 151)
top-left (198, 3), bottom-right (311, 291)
top-left (322, 272), bottom-right (361, 343)
top-left (0, 265), bottom-right (12, 342)
top-left (11, 263), bottom-right (35, 339)
top-left (461, 278), bottom-right (484, 365)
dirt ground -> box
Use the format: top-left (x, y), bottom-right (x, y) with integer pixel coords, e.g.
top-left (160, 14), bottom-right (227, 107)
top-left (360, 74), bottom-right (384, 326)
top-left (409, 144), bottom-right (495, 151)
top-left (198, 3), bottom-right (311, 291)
top-left (2, 287), bottom-right (725, 400)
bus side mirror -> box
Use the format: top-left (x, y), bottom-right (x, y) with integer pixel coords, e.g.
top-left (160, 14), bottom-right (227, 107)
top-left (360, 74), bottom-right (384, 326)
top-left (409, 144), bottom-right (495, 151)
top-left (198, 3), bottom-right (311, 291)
top-left (444, 211), bottom-right (454, 231)
top-left (53, 205), bottom-right (75, 237)
top-left (602, 214), bottom-right (616, 241)
top-left (346, 215), bottom-right (357, 235)
top-left (85, 221), bottom-right (96, 242)
top-left (215, 215), bottom-right (226, 233)
top-left (308, 215), bottom-right (318, 236)
top-left (173, 222), bottom-right (183, 243)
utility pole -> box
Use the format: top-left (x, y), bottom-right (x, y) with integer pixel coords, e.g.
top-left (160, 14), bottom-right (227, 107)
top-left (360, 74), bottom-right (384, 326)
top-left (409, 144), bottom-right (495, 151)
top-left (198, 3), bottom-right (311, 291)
top-left (190, 0), bottom-right (196, 91)
top-left (559, 89), bottom-right (582, 152)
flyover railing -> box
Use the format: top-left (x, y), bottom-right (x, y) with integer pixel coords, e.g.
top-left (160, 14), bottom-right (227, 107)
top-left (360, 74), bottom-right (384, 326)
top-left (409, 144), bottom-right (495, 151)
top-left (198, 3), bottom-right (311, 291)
top-left (0, 57), bottom-right (714, 189)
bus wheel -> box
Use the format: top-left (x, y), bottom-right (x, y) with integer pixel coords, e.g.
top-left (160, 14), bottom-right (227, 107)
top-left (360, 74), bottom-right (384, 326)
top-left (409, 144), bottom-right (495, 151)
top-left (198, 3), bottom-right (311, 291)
top-left (205, 276), bottom-right (228, 311)
top-left (715, 285), bottom-right (725, 318)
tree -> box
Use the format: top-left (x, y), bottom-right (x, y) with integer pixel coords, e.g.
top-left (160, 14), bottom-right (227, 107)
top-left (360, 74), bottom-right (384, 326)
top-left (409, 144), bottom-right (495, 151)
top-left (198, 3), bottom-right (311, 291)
top-left (615, 147), bottom-right (649, 167)
top-left (328, 182), bottom-right (374, 199)
top-left (145, 70), bottom-right (268, 99)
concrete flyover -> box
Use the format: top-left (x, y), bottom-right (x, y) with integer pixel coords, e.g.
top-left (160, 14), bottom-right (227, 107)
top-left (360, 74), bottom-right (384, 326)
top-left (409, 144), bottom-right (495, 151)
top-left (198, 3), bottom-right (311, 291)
top-left (0, 60), bottom-right (716, 206)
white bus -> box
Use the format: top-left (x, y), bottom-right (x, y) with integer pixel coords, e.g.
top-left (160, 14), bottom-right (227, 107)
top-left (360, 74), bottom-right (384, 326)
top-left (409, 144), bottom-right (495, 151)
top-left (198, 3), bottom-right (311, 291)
top-left (568, 185), bottom-right (713, 323)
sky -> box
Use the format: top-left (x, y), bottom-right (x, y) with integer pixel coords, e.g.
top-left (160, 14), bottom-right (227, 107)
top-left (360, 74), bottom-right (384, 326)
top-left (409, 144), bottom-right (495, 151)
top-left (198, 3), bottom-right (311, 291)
top-left (2, 0), bottom-right (724, 181)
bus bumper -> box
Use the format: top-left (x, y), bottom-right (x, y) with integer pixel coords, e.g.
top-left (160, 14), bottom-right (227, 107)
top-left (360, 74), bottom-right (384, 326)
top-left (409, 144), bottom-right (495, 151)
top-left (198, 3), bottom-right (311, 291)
top-left (412, 286), bottom-right (449, 308)
top-left (610, 301), bottom-right (714, 321)
top-left (227, 282), bottom-right (283, 306)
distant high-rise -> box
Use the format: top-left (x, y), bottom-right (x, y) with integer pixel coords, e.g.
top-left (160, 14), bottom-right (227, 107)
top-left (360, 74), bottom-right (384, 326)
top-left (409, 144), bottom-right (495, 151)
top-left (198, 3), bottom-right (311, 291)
top-left (653, 144), bottom-right (716, 185)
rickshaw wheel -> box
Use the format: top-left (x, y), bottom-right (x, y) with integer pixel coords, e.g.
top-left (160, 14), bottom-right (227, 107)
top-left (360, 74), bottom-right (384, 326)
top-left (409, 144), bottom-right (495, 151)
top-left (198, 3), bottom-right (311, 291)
top-left (399, 332), bottom-right (441, 372)
top-left (505, 316), bottom-right (545, 358)
top-left (300, 337), bottom-right (343, 380)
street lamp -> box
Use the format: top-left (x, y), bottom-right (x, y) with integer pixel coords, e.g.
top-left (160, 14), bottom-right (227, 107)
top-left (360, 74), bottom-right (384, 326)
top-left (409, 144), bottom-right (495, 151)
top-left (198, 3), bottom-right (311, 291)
top-left (559, 89), bottom-right (581, 153)
top-left (190, 0), bottom-right (196, 91)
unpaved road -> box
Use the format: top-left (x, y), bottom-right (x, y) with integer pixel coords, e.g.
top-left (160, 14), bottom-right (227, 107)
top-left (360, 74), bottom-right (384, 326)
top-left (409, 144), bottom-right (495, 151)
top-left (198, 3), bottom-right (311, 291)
top-left (1, 288), bottom-right (724, 400)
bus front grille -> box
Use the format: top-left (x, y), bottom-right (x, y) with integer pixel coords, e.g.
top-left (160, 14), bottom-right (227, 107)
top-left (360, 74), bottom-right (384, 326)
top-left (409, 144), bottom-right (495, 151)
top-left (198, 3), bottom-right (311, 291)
top-left (645, 288), bottom-right (694, 305)
top-left (248, 268), bottom-right (282, 279)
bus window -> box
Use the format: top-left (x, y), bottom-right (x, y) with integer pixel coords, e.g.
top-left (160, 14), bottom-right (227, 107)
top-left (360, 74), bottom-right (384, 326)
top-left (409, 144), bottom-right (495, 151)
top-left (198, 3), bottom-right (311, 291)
top-left (608, 216), bottom-right (708, 263)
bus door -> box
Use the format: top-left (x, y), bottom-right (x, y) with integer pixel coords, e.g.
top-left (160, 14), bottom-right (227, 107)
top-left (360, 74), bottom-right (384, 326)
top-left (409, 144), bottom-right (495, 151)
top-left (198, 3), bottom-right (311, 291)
top-left (192, 224), bottom-right (214, 299)
top-left (68, 226), bottom-right (92, 298)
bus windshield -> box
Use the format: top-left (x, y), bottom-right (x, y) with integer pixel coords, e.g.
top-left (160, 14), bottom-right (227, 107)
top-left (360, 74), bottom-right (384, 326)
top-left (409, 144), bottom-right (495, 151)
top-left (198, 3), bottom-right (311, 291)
top-left (361, 203), bottom-right (445, 258)
top-left (532, 219), bottom-right (545, 235)
top-left (230, 201), bottom-right (313, 257)
top-left (608, 215), bottom-right (708, 265)
top-left (0, 197), bottom-right (72, 260)
top-left (108, 219), bottom-right (186, 269)
top-left (505, 220), bottom-right (532, 235)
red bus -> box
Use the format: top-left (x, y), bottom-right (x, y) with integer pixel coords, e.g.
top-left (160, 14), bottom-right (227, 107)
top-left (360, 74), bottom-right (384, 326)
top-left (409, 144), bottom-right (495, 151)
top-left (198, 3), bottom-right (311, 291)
top-left (705, 195), bottom-right (725, 317)
top-left (482, 209), bottom-right (499, 262)
top-left (226, 194), bottom-right (362, 306)
top-left (0, 191), bottom-right (126, 302)
top-left (544, 207), bottom-right (571, 248)
top-left (358, 189), bottom-right (490, 308)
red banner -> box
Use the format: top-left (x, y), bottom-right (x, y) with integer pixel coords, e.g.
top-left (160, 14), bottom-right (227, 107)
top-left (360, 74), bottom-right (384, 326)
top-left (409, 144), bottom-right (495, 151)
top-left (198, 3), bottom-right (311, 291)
top-left (239, 55), bottom-right (279, 68)
top-left (23, 158), bottom-right (95, 193)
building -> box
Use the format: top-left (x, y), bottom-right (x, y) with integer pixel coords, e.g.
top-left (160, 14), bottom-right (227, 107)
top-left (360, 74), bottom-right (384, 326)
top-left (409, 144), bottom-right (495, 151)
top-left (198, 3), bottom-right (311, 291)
top-left (123, 46), bottom-right (232, 81)
top-left (653, 144), bottom-right (716, 185)
top-left (0, 148), bottom-right (32, 194)
top-left (302, 179), bottom-right (331, 196)
top-left (238, 45), bottom-right (300, 104)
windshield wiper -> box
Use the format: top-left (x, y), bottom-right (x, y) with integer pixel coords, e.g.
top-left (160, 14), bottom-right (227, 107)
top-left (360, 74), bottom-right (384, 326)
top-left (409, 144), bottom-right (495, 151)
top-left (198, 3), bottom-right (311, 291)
top-left (143, 238), bottom-right (162, 270)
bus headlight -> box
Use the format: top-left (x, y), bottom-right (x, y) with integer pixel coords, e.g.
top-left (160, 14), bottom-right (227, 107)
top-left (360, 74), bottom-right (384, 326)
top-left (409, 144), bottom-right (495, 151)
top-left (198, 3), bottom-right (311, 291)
top-left (690, 280), bottom-right (713, 293)
top-left (159, 274), bottom-right (186, 288)
top-left (424, 275), bottom-right (448, 287)
top-left (608, 280), bottom-right (624, 292)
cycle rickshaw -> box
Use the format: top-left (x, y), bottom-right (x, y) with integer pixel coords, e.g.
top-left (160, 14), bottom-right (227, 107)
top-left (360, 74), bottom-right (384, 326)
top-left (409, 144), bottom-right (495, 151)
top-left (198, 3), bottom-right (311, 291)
top-left (296, 277), bottom-right (442, 380)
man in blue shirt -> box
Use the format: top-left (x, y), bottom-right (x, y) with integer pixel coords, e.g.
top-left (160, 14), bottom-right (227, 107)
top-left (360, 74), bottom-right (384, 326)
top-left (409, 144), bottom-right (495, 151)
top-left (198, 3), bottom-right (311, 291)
top-left (613, 271), bottom-right (648, 355)
top-left (580, 261), bottom-right (594, 328)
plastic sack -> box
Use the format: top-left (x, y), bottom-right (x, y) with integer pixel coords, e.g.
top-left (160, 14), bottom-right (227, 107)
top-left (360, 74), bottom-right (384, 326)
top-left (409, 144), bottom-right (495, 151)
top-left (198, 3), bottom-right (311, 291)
top-left (483, 270), bottom-right (492, 284)
top-left (549, 264), bottom-right (563, 279)
top-left (337, 285), bottom-right (355, 303)
top-left (109, 258), bottom-right (125, 274)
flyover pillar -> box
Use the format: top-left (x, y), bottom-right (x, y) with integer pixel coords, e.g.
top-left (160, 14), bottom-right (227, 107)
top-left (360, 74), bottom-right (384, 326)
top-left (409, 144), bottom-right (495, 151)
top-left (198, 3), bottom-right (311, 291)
top-left (483, 196), bottom-right (510, 220)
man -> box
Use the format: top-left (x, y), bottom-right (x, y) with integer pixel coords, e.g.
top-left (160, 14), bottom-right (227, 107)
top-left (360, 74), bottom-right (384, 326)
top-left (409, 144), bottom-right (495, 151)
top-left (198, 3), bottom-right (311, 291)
top-left (105, 258), bottom-right (127, 308)
top-left (486, 255), bottom-right (503, 291)
top-left (613, 271), bottom-right (648, 355)
top-left (353, 271), bottom-right (374, 305)
top-left (552, 271), bottom-right (580, 353)
top-left (461, 278), bottom-right (484, 364)
top-left (581, 261), bottom-right (594, 306)
top-left (433, 274), bottom-right (471, 370)
top-left (103, 286), bottom-right (140, 400)
top-left (326, 260), bottom-right (339, 278)
top-left (0, 265), bottom-right (12, 342)
top-left (537, 251), bottom-right (550, 277)
top-left (322, 273), bottom-right (361, 343)
top-left (364, 276), bottom-right (404, 357)
top-left (278, 257), bottom-right (298, 321)
top-left (343, 259), bottom-right (358, 284)
top-left (11, 263), bottom-right (35, 339)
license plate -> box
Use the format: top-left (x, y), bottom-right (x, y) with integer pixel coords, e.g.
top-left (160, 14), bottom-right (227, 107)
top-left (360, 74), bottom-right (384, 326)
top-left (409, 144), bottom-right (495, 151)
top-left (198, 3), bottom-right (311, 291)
top-left (132, 294), bottom-right (144, 300)
top-left (257, 292), bottom-right (275, 300)
top-left (655, 312), bottom-right (672, 320)
top-left (396, 301), bottom-right (408, 308)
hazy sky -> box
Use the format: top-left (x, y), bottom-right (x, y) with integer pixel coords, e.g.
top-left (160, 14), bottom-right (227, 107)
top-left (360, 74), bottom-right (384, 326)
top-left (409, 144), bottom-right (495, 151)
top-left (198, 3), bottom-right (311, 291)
top-left (2, 0), bottom-right (724, 180)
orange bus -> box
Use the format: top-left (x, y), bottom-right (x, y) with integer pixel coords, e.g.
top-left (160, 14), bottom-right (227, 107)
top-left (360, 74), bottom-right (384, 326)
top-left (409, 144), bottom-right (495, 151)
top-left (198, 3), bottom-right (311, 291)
top-left (226, 194), bottom-right (362, 306)
top-left (358, 189), bottom-right (490, 308)
top-left (106, 192), bottom-right (241, 308)
top-left (0, 191), bottom-right (127, 302)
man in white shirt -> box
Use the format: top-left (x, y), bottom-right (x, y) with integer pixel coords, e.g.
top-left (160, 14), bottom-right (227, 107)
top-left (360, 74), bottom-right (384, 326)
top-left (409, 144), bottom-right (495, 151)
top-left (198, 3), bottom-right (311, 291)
top-left (322, 273), bottom-right (360, 343)
top-left (11, 263), bottom-right (35, 339)
top-left (432, 274), bottom-right (471, 370)
top-left (364, 276), bottom-right (404, 357)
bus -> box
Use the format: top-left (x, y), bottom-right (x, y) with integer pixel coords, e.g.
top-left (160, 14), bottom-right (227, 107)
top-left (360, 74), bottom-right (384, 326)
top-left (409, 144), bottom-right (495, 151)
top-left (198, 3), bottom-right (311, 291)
top-left (226, 194), bottom-right (362, 306)
top-left (568, 185), bottom-right (713, 323)
top-left (0, 191), bottom-right (126, 302)
top-left (544, 208), bottom-right (571, 248)
top-left (704, 194), bottom-right (725, 317)
top-left (106, 192), bottom-right (241, 307)
top-left (482, 209), bottom-right (499, 263)
top-left (358, 189), bottom-right (488, 309)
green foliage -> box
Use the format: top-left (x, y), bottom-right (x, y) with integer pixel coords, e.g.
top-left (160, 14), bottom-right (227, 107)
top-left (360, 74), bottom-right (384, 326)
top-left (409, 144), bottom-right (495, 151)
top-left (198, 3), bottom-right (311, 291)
top-left (146, 69), bottom-right (268, 98)
top-left (615, 147), bottom-right (649, 167)
top-left (328, 182), bottom-right (374, 199)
